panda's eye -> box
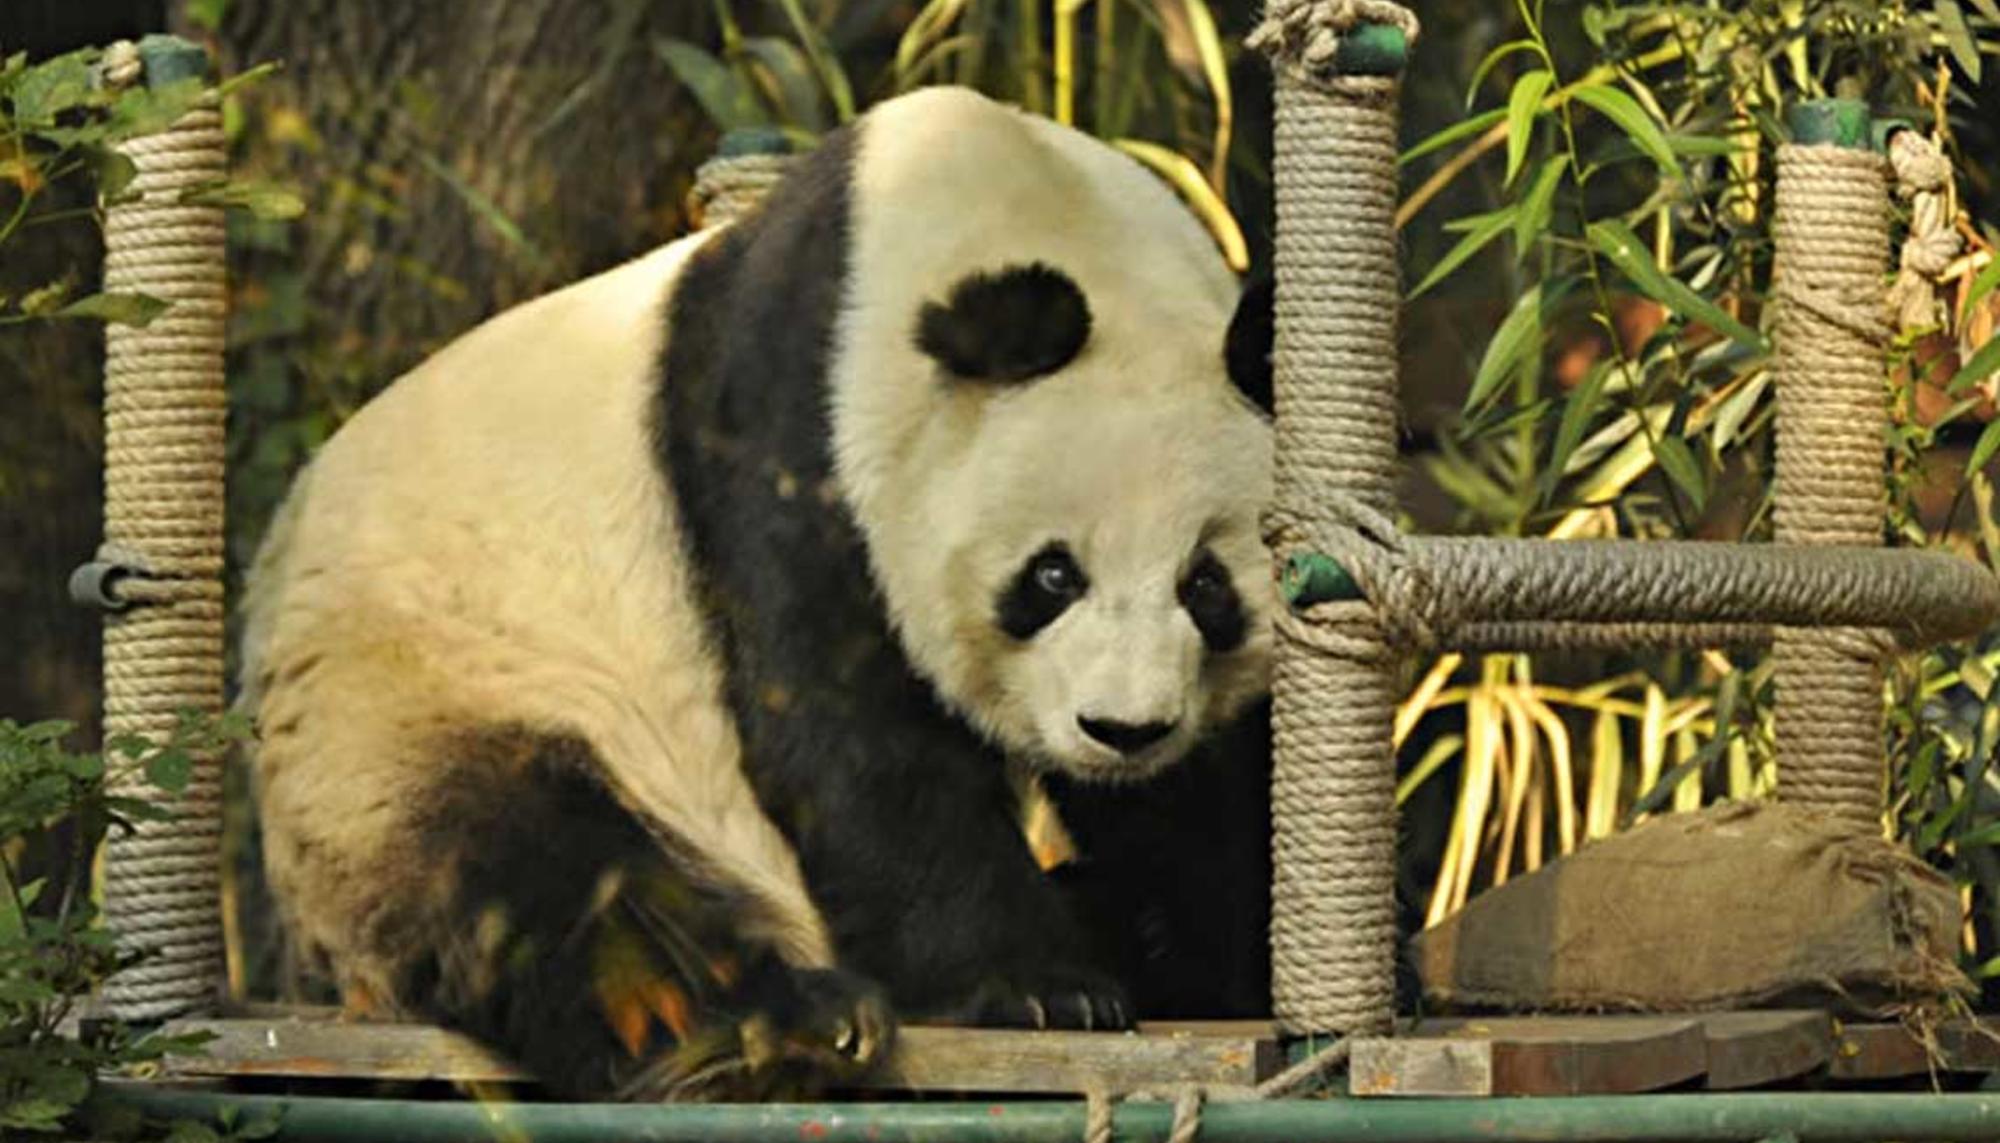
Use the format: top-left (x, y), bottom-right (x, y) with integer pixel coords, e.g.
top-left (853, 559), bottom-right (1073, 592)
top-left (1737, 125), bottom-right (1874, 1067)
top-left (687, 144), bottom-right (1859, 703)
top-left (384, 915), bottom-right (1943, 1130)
top-left (1033, 551), bottom-right (1084, 598)
top-left (996, 544), bottom-right (1088, 640)
top-left (1180, 549), bottom-right (1247, 653)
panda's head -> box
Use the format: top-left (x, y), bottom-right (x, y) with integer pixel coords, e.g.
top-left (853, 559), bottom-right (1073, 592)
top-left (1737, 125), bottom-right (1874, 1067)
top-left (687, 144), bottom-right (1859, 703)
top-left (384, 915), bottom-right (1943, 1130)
top-left (830, 89), bottom-right (1275, 783)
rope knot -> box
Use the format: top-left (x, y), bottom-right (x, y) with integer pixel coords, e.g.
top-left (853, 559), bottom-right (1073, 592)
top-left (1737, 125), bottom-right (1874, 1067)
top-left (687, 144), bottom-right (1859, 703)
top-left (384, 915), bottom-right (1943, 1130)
top-left (1263, 496), bottom-right (1452, 659)
top-left (97, 40), bottom-right (144, 90)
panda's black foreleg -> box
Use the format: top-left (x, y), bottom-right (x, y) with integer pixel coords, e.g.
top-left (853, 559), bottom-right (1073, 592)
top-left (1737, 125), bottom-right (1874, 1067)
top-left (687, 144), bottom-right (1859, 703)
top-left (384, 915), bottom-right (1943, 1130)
top-left (744, 710), bottom-right (1131, 1031)
top-left (394, 725), bottom-right (891, 1100)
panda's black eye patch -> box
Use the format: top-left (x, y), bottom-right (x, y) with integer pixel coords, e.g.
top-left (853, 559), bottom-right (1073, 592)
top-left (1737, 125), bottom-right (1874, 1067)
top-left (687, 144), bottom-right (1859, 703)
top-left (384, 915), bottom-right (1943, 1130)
top-left (1179, 549), bottom-right (1247, 652)
top-left (996, 543), bottom-right (1089, 640)
top-left (914, 262), bottom-right (1092, 383)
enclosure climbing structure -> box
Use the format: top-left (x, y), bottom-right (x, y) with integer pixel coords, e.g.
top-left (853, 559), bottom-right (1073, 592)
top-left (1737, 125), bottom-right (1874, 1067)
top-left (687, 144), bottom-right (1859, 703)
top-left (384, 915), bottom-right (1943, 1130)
top-left (73, 8), bottom-right (2000, 1140)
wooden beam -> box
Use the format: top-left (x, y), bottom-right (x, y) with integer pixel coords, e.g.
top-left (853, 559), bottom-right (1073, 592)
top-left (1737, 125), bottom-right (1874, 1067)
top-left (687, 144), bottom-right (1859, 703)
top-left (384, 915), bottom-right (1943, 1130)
top-left (1350, 1015), bottom-right (1709, 1096)
top-left (1829, 1018), bottom-right (2000, 1081)
top-left (1700, 1010), bottom-right (1833, 1090)
top-left (161, 1013), bottom-right (1282, 1097)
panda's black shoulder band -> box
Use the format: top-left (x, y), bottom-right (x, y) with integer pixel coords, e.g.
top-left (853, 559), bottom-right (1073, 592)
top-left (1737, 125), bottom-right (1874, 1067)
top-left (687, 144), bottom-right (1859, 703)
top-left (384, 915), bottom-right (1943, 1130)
top-left (914, 263), bottom-right (1091, 383)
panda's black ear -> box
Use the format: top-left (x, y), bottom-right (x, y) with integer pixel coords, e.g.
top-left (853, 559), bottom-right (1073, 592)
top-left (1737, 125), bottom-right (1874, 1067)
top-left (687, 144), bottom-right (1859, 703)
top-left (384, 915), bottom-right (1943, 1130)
top-left (1225, 271), bottom-right (1274, 416)
top-left (914, 263), bottom-right (1092, 383)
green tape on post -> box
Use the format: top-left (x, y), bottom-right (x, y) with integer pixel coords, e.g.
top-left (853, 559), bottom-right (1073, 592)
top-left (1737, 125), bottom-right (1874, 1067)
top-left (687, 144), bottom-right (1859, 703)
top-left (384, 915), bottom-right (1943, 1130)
top-left (1281, 552), bottom-right (1361, 609)
top-left (135, 34), bottom-right (210, 87)
top-left (1333, 23), bottom-right (1408, 77)
top-left (1788, 98), bottom-right (1871, 150)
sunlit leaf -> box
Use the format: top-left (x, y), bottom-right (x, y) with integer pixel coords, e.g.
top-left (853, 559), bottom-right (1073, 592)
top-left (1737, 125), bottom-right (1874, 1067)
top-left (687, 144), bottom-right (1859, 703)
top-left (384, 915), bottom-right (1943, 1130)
top-left (1505, 70), bottom-right (1553, 186)
top-left (54, 291), bottom-right (169, 327)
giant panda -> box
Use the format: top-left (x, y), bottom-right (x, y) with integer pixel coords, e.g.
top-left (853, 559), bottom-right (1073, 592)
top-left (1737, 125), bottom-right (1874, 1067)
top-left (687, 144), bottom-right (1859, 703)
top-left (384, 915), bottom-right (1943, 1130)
top-left (238, 86), bottom-right (1276, 1101)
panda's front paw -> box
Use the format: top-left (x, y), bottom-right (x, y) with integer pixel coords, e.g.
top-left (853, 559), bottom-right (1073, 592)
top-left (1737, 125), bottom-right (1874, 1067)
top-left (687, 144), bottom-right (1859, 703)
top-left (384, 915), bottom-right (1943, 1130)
top-left (952, 968), bottom-right (1133, 1032)
top-left (757, 967), bottom-right (896, 1072)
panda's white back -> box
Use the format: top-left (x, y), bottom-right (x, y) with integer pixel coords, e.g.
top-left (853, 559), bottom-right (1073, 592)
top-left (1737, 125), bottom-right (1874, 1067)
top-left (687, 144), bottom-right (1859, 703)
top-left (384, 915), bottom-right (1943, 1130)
top-left (240, 233), bottom-right (830, 1006)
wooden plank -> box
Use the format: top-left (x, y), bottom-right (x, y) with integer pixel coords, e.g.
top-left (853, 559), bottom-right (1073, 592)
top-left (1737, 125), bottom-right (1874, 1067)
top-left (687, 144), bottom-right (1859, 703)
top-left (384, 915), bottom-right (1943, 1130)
top-left (162, 1015), bottom-right (1281, 1096)
top-left (1350, 1015), bottom-right (1707, 1097)
top-left (1700, 1010), bottom-right (1833, 1090)
top-left (1830, 1018), bottom-right (2000, 1081)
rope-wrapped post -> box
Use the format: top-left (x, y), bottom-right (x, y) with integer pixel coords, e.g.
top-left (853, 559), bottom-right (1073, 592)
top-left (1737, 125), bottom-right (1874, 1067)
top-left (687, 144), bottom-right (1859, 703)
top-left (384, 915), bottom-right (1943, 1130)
top-left (1249, 0), bottom-right (1418, 1035)
top-left (92, 35), bottom-right (229, 1020)
top-left (1771, 100), bottom-right (1892, 835)
top-left (690, 127), bottom-right (795, 230)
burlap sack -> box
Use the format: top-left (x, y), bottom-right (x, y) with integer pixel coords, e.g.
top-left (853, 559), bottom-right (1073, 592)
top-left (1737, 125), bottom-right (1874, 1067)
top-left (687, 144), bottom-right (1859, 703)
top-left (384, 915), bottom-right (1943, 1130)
top-left (1412, 801), bottom-right (1970, 1014)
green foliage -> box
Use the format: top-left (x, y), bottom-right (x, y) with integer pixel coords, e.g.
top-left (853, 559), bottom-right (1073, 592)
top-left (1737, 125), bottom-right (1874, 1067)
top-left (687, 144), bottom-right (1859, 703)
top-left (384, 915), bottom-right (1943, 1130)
top-left (1399, 0), bottom-right (2000, 937)
top-left (655, 0), bottom-right (1248, 265)
top-left (0, 47), bottom-right (297, 331)
top-left (0, 713), bottom-right (268, 1139)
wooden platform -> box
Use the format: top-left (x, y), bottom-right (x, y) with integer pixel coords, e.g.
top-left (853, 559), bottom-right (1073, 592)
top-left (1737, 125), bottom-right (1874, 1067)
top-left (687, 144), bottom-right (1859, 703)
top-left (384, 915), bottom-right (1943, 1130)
top-left (160, 1010), bottom-right (1285, 1098)
top-left (159, 1008), bottom-right (2000, 1098)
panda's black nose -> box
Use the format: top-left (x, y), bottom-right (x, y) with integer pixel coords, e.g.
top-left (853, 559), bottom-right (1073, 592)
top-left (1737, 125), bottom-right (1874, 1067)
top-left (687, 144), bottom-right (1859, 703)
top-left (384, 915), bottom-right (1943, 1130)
top-left (1079, 716), bottom-right (1176, 754)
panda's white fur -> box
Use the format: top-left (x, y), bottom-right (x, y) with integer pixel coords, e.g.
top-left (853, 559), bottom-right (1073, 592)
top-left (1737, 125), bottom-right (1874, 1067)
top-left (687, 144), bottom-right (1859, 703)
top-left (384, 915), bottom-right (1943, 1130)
top-left (239, 87), bottom-right (1272, 1098)
top-left (836, 91), bottom-right (1271, 780)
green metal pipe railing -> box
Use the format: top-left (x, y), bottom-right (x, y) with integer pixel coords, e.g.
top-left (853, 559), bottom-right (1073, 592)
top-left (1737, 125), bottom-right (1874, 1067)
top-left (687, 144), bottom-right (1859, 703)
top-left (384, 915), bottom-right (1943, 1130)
top-left (90, 1086), bottom-right (2000, 1143)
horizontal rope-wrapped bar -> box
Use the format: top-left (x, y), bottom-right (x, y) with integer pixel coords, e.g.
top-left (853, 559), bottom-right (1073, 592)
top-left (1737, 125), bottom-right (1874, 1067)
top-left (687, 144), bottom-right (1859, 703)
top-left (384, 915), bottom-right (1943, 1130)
top-left (1287, 535), bottom-right (2000, 654)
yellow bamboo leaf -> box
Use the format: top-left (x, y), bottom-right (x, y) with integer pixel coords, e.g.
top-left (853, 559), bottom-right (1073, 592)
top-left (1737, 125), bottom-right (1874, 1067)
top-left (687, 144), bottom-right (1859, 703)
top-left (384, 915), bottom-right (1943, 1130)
top-left (1519, 690), bottom-right (1578, 856)
top-left (1586, 708), bottom-right (1623, 841)
top-left (1174, 0), bottom-right (1234, 192)
top-left (1396, 652), bottom-right (1464, 746)
top-left (1523, 776), bottom-right (1546, 874)
top-left (1111, 138), bottom-right (1249, 271)
top-left (1492, 687), bottom-right (1539, 887)
top-left (1636, 684), bottom-right (1666, 818)
top-left (1727, 737), bottom-right (1751, 800)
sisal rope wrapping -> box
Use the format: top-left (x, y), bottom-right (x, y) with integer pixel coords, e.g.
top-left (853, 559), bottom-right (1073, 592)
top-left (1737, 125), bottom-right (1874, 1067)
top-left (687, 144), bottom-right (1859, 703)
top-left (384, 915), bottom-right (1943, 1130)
top-left (1770, 143), bottom-right (1892, 835)
top-left (98, 93), bottom-right (229, 1021)
top-left (1265, 67), bottom-right (1404, 1034)
top-left (690, 153), bottom-right (792, 230)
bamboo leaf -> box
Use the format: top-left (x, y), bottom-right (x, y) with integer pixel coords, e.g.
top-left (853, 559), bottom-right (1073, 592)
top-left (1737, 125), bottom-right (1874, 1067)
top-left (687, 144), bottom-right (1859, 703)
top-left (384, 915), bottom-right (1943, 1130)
top-left (1949, 333), bottom-right (2000, 395)
top-left (54, 291), bottom-right (169, 327)
top-left (1588, 219), bottom-right (1765, 350)
top-left (1967, 419), bottom-right (2000, 476)
top-left (1465, 39), bottom-right (1540, 109)
top-left (1401, 107), bottom-right (1507, 167)
top-left (1541, 359), bottom-right (1615, 504)
top-left (1467, 279), bottom-right (1570, 411)
top-left (1970, 0), bottom-right (2000, 23)
top-left (767, 0), bottom-right (855, 121)
top-left (1571, 83), bottom-right (1678, 175)
top-left (741, 36), bottom-right (829, 131)
top-left (1651, 434), bottom-right (1707, 510)
top-left (1938, 0), bottom-right (1984, 82)
top-left (1514, 154), bottom-right (1568, 257)
top-left (895, 0), bottom-right (971, 78)
top-left (1410, 206), bottom-right (1517, 299)
top-left (655, 38), bottom-right (771, 130)
top-left (1709, 370), bottom-right (1770, 454)
top-left (1505, 70), bottom-right (1553, 186)
top-left (1964, 256), bottom-right (2000, 321)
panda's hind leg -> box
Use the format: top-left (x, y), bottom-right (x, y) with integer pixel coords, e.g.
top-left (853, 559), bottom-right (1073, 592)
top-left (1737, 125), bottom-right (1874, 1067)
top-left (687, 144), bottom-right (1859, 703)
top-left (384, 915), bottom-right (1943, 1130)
top-left (399, 725), bottom-right (891, 1100)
